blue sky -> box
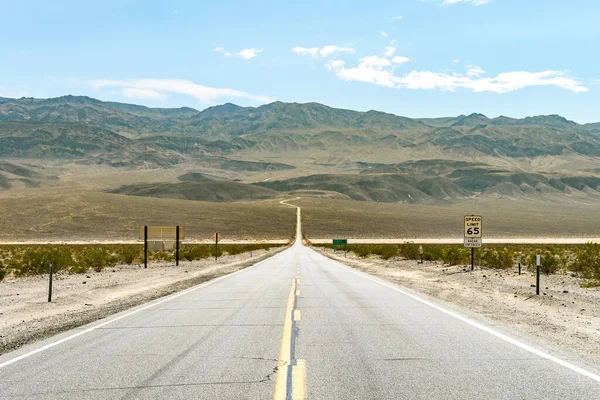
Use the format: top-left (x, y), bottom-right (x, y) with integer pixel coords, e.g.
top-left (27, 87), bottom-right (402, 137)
top-left (2, 0), bottom-right (599, 122)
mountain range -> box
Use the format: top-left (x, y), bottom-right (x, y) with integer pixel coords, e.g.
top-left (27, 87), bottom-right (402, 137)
top-left (1, 95), bottom-right (600, 204)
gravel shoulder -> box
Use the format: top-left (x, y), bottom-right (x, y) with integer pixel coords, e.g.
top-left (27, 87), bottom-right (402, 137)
top-left (0, 247), bottom-right (286, 355)
top-left (313, 246), bottom-right (600, 362)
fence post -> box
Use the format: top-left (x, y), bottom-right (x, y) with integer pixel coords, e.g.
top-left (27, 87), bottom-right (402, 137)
top-left (48, 261), bottom-right (53, 303)
top-left (176, 226), bottom-right (180, 266)
top-left (536, 254), bottom-right (541, 295)
top-left (517, 255), bottom-right (521, 275)
top-left (144, 226), bottom-right (148, 269)
top-left (215, 233), bottom-right (219, 261)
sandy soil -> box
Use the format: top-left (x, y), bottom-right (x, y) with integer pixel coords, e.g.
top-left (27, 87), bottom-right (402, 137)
top-left (310, 238), bottom-right (600, 244)
top-left (0, 247), bottom-right (285, 355)
top-left (0, 240), bottom-right (289, 245)
top-left (314, 247), bottom-right (600, 362)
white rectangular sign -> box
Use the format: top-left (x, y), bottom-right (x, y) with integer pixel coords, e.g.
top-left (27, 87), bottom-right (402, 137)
top-left (464, 237), bottom-right (482, 248)
top-left (464, 215), bottom-right (482, 238)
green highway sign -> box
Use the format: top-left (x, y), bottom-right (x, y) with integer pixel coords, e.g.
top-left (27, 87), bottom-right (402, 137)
top-left (332, 239), bottom-right (348, 250)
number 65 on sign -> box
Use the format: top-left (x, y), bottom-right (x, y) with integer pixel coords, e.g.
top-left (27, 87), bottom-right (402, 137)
top-left (464, 215), bottom-right (482, 238)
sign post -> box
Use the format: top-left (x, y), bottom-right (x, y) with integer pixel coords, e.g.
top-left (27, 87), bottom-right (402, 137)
top-left (176, 226), bottom-right (180, 266)
top-left (517, 255), bottom-right (521, 275)
top-left (464, 215), bottom-right (482, 271)
top-left (214, 232), bottom-right (220, 260)
top-left (48, 261), bottom-right (53, 303)
top-left (536, 254), bottom-right (541, 295)
top-left (139, 226), bottom-right (185, 267)
top-left (419, 245), bottom-right (423, 264)
top-left (144, 226), bottom-right (148, 269)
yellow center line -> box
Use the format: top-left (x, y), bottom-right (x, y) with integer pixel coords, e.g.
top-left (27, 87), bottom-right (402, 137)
top-left (273, 277), bottom-right (307, 400)
top-left (273, 278), bottom-right (297, 400)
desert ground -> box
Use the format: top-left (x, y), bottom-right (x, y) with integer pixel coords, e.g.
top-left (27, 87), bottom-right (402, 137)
top-left (2, 186), bottom-right (600, 242)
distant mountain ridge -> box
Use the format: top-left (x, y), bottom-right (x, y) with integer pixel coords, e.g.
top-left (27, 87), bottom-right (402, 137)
top-left (0, 94), bottom-right (599, 169)
top-left (2, 95), bottom-right (600, 204)
top-left (0, 95), bottom-right (592, 132)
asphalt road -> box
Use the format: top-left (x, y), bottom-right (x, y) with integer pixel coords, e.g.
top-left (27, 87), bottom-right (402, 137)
top-left (1, 208), bottom-right (599, 399)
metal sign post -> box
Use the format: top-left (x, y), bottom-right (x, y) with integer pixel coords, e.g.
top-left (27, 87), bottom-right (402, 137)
top-left (517, 255), bottom-right (521, 275)
top-left (214, 232), bottom-right (220, 260)
top-left (139, 226), bottom-right (186, 267)
top-left (144, 226), bottom-right (148, 269)
top-left (48, 261), bottom-right (53, 303)
top-left (419, 245), bottom-right (423, 264)
top-left (464, 215), bottom-right (483, 270)
top-left (536, 254), bottom-right (541, 295)
top-left (176, 226), bottom-right (180, 266)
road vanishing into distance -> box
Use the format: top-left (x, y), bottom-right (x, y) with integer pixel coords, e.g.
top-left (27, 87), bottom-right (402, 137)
top-left (1, 206), bottom-right (600, 399)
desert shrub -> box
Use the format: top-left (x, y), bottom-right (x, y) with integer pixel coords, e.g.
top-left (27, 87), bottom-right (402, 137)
top-left (77, 247), bottom-right (117, 272)
top-left (221, 244), bottom-right (245, 256)
top-left (115, 245), bottom-right (142, 264)
top-left (480, 248), bottom-right (514, 269)
top-left (398, 243), bottom-right (419, 260)
top-left (441, 246), bottom-right (470, 266)
top-left (378, 245), bottom-right (398, 260)
top-left (181, 245), bottom-right (211, 261)
top-left (421, 245), bottom-right (443, 262)
top-left (571, 243), bottom-right (600, 281)
top-left (342, 244), bottom-right (398, 260)
top-left (151, 250), bottom-right (175, 262)
top-left (525, 251), bottom-right (560, 275)
top-left (15, 247), bottom-right (74, 276)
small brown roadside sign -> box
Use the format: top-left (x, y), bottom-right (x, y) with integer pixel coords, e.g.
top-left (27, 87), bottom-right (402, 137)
top-left (139, 226), bottom-right (185, 241)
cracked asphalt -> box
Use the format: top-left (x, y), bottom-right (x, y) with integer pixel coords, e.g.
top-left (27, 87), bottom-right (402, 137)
top-left (1, 211), bottom-right (600, 398)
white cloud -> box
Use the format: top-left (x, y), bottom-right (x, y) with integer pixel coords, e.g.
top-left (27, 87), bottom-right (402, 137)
top-left (442, 0), bottom-right (493, 5)
top-left (326, 60), bottom-right (346, 71)
top-left (383, 46), bottom-right (396, 57)
top-left (237, 48), bottom-right (262, 60)
top-left (215, 47), bottom-right (232, 57)
top-left (93, 79), bottom-right (274, 103)
top-left (381, 31), bottom-right (388, 37)
top-left (466, 65), bottom-right (485, 77)
top-left (453, 59), bottom-right (460, 63)
top-left (392, 56), bottom-right (410, 64)
top-left (121, 87), bottom-right (166, 100)
top-left (292, 45), bottom-right (355, 58)
top-left (325, 58), bottom-right (588, 93)
top-left (359, 56), bottom-right (393, 68)
top-left (392, 15), bottom-right (403, 20)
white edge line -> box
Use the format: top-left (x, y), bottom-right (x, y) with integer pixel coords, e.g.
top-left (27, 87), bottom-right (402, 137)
top-left (0, 251), bottom-right (285, 369)
top-left (313, 248), bottom-right (600, 384)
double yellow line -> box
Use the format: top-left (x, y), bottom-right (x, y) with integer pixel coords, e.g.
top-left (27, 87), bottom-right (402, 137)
top-left (273, 277), bottom-right (307, 400)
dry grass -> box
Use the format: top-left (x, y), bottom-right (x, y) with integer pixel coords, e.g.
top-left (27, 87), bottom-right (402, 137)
top-left (0, 187), bottom-right (296, 240)
top-left (296, 197), bottom-right (600, 238)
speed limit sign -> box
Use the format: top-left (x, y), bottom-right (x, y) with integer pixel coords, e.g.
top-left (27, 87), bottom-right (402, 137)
top-left (464, 215), bottom-right (482, 247)
top-left (464, 215), bottom-right (482, 237)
